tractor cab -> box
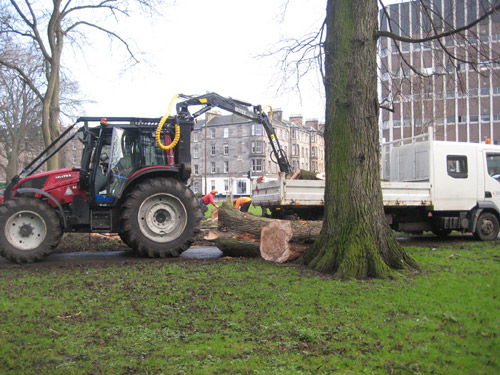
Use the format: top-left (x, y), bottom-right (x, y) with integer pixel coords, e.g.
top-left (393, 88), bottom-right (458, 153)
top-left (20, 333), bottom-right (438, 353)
top-left (77, 118), bottom-right (181, 208)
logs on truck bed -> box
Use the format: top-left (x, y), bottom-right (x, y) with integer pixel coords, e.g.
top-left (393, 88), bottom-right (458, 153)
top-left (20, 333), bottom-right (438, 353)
top-left (213, 202), bottom-right (321, 262)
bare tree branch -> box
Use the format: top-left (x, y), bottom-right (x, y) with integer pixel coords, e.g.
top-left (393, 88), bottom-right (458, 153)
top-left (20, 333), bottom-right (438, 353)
top-left (63, 20), bottom-right (139, 63)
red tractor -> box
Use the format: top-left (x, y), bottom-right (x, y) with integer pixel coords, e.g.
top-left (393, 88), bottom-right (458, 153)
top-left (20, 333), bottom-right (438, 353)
top-left (0, 93), bottom-right (291, 263)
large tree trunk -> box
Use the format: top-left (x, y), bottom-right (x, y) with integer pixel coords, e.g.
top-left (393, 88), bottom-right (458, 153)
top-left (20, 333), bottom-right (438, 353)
top-left (302, 0), bottom-right (418, 278)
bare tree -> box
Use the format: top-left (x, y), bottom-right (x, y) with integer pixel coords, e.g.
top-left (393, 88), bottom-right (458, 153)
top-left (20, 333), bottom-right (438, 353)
top-left (0, 0), bottom-right (157, 170)
top-left (0, 42), bottom-right (44, 182)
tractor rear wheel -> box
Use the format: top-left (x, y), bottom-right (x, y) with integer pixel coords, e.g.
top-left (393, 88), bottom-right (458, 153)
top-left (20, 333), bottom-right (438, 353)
top-left (120, 178), bottom-right (203, 257)
top-left (0, 197), bottom-right (62, 263)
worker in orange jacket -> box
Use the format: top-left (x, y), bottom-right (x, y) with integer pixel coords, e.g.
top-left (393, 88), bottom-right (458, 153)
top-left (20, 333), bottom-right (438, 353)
top-left (233, 196), bottom-right (252, 212)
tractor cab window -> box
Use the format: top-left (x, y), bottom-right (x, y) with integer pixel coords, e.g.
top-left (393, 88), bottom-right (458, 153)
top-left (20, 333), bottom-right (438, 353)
top-left (107, 128), bottom-right (139, 197)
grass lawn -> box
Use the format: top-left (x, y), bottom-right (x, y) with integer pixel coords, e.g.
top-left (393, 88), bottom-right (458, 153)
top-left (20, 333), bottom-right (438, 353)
top-left (0, 241), bottom-right (499, 374)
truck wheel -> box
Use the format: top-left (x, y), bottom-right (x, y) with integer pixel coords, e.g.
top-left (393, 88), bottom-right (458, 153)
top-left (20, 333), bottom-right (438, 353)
top-left (120, 178), bottom-right (203, 257)
top-left (0, 197), bottom-right (62, 263)
top-left (474, 212), bottom-right (499, 241)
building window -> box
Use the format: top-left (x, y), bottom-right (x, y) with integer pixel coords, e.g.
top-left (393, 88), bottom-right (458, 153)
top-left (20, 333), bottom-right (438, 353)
top-left (446, 116), bottom-right (455, 124)
top-left (211, 162), bottom-right (216, 174)
top-left (211, 180), bottom-right (216, 191)
top-left (224, 161), bottom-right (229, 173)
top-left (292, 129), bottom-right (296, 139)
top-left (211, 145), bottom-right (216, 156)
top-left (481, 114), bottom-right (491, 122)
top-left (193, 181), bottom-right (199, 193)
top-left (210, 128), bottom-right (216, 139)
top-left (193, 147), bottom-right (199, 159)
top-left (224, 179), bottom-right (229, 192)
top-left (223, 128), bottom-right (229, 138)
top-left (251, 124), bottom-right (263, 136)
top-left (393, 120), bottom-right (401, 128)
top-left (468, 88), bottom-right (478, 97)
top-left (470, 115), bottom-right (479, 123)
top-left (252, 159), bottom-right (263, 173)
top-left (224, 144), bottom-right (229, 155)
top-left (252, 141), bottom-right (263, 153)
top-left (193, 132), bottom-right (199, 142)
top-left (194, 164), bottom-right (199, 175)
top-left (237, 179), bottom-right (247, 194)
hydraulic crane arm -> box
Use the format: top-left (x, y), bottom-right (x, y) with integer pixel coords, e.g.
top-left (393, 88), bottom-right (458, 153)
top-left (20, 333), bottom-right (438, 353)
top-left (176, 92), bottom-right (293, 174)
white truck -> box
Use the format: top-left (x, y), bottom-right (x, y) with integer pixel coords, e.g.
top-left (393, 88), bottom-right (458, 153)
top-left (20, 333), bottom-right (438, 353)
top-left (251, 130), bottom-right (500, 240)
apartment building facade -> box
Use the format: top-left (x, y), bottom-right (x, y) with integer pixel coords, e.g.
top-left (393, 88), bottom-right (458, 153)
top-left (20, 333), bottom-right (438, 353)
top-left (189, 111), bottom-right (325, 196)
top-left (379, 0), bottom-right (500, 144)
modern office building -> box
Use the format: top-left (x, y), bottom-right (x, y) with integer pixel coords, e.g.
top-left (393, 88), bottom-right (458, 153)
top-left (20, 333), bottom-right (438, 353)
top-left (379, 0), bottom-right (500, 144)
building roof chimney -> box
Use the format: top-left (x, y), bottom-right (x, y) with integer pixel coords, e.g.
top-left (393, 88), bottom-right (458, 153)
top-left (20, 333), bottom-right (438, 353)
top-left (205, 110), bottom-right (221, 124)
top-left (289, 115), bottom-right (303, 126)
top-left (273, 109), bottom-right (283, 122)
top-left (305, 119), bottom-right (319, 129)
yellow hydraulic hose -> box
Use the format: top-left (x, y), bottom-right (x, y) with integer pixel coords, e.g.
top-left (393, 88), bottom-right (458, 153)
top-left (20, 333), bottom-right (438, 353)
top-left (261, 105), bottom-right (273, 119)
top-left (155, 94), bottom-right (180, 151)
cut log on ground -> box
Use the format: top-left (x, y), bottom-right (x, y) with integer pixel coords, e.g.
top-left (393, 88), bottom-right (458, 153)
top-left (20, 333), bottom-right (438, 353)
top-left (214, 237), bottom-right (261, 258)
top-left (217, 202), bottom-right (321, 243)
top-left (206, 202), bottom-right (320, 262)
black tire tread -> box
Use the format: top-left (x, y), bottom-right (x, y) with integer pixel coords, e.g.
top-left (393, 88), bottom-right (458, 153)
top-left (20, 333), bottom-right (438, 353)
top-left (120, 178), bottom-right (202, 257)
top-left (475, 212), bottom-right (499, 241)
top-left (0, 197), bottom-right (62, 263)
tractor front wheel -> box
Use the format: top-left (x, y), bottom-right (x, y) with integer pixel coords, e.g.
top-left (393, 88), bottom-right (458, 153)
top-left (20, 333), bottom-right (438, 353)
top-left (120, 178), bottom-right (203, 257)
top-left (0, 197), bottom-right (62, 263)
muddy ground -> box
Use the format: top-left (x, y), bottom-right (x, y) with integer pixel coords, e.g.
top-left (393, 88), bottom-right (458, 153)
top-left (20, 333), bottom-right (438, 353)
top-left (0, 227), bottom-right (490, 269)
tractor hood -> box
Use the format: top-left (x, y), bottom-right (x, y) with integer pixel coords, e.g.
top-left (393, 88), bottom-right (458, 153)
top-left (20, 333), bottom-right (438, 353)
top-left (13, 168), bottom-right (79, 191)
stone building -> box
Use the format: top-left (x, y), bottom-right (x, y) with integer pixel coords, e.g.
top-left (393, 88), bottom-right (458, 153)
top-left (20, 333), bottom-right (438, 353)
top-left (189, 110), bottom-right (325, 196)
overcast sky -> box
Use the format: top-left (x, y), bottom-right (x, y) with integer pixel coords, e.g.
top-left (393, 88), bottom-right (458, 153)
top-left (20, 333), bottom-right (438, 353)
top-left (67, 0), bottom-right (327, 123)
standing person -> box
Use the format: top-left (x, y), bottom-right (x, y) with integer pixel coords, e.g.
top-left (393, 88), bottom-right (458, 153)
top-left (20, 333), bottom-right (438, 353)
top-left (200, 190), bottom-right (217, 213)
top-left (233, 196), bottom-right (252, 212)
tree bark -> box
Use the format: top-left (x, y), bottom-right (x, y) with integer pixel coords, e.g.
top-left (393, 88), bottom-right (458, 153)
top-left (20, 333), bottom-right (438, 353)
top-left (217, 202), bottom-right (321, 243)
top-left (301, 0), bottom-right (418, 279)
